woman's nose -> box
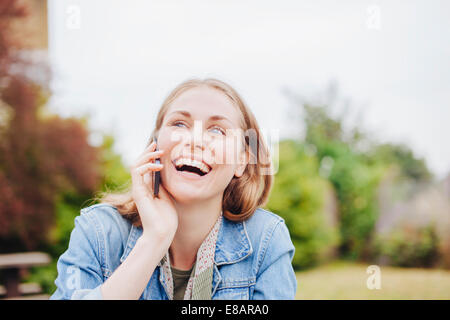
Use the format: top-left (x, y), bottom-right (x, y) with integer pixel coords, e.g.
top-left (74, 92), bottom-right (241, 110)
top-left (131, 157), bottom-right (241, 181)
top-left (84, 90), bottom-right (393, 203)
top-left (185, 122), bottom-right (210, 151)
top-left (185, 133), bottom-right (206, 152)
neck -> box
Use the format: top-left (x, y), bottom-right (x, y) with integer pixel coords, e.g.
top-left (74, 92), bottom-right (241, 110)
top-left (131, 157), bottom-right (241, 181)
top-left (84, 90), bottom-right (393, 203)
top-left (169, 195), bottom-right (222, 271)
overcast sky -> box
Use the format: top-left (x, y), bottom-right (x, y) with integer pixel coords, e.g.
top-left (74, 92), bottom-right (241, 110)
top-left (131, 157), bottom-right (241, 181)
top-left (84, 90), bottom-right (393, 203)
top-left (47, 0), bottom-right (450, 179)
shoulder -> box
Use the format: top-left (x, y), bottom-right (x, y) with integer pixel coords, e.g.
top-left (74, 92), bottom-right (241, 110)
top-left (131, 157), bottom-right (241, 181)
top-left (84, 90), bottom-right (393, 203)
top-left (244, 207), bottom-right (286, 243)
top-left (77, 203), bottom-right (133, 246)
top-left (81, 203), bottom-right (129, 223)
top-left (245, 207), bottom-right (285, 228)
top-left (243, 209), bottom-right (297, 299)
top-left (244, 208), bottom-right (294, 261)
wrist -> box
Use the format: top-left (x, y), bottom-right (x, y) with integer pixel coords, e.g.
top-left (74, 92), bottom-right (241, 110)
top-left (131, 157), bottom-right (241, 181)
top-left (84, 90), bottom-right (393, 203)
top-left (136, 233), bottom-right (170, 258)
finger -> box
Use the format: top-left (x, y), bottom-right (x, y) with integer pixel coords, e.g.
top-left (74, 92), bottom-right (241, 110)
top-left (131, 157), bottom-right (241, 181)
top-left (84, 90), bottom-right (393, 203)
top-left (131, 166), bottom-right (156, 197)
top-left (135, 149), bottom-right (164, 167)
top-left (135, 142), bottom-right (158, 163)
top-left (130, 162), bottom-right (146, 195)
top-left (135, 162), bottom-right (163, 176)
top-left (146, 141), bottom-right (157, 151)
top-left (143, 172), bottom-right (151, 185)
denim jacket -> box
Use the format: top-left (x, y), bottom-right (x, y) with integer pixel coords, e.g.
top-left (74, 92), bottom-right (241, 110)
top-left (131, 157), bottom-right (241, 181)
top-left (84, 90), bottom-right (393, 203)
top-left (50, 203), bottom-right (297, 300)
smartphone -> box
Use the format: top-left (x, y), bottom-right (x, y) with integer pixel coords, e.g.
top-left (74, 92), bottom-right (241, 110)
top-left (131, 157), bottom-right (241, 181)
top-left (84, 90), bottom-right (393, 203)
top-left (153, 139), bottom-right (161, 197)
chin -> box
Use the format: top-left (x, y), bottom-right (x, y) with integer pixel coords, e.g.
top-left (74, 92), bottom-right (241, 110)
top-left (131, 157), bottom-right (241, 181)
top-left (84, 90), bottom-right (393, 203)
top-left (166, 182), bottom-right (209, 203)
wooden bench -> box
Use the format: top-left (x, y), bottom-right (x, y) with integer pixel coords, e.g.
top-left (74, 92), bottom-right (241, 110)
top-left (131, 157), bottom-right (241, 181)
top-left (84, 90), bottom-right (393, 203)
top-left (0, 252), bottom-right (51, 299)
top-left (0, 282), bottom-right (42, 296)
top-left (3, 294), bottom-right (50, 300)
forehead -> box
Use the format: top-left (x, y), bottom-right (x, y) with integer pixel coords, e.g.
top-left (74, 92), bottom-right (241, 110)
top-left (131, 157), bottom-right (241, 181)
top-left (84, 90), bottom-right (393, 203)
top-left (166, 86), bottom-right (243, 126)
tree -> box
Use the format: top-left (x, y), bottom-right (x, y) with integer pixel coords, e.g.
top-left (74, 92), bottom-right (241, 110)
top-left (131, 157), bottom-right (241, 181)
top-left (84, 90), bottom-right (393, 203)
top-left (266, 140), bottom-right (339, 269)
top-left (367, 143), bottom-right (432, 183)
top-left (284, 82), bottom-right (435, 260)
top-left (284, 83), bottom-right (386, 259)
top-left (0, 0), bottom-right (101, 252)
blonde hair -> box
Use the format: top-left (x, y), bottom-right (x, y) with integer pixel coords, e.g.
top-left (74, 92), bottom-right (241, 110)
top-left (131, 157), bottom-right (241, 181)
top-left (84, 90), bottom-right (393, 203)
top-left (98, 78), bottom-right (273, 225)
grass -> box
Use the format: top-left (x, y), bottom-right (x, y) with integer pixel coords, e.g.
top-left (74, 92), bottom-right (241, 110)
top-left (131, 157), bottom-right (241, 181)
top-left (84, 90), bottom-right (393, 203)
top-left (295, 260), bottom-right (450, 300)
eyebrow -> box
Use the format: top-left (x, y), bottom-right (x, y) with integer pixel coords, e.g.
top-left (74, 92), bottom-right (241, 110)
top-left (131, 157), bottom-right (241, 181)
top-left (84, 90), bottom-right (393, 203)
top-left (167, 110), bottom-right (233, 124)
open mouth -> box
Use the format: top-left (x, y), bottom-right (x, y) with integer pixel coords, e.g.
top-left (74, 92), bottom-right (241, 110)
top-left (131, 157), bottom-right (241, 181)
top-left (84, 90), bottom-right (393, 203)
top-left (172, 158), bottom-right (212, 177)
top-left (176, 165), bottom-right (208, 176)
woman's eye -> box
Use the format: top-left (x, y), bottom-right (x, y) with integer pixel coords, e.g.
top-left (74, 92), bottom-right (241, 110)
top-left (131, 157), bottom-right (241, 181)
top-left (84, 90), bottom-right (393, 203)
top-left (172, 121), bottom-right (187, 128)
top-left (210, 126), bottom-right (225, 135)
top-left (171, 120), bottom-right (224, 135)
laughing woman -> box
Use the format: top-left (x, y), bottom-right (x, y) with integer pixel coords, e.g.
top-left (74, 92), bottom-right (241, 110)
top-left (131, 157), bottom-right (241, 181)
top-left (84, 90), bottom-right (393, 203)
top-left (50, 78), bottom-right (297, 300)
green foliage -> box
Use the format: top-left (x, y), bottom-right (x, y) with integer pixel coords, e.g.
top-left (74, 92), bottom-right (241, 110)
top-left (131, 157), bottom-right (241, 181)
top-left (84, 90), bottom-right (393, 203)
top-left (300, 103), bottom-right (384, 259)
top-left (266, 140), bottom-right (339, 270)
top-left (98, 134), bottom-right (131, 193)
top-left (26, 260), bottom-right (58, 296)
top-left (48, 193), bottom-right (84, 258)
top-left (328, 152), bottom-right (384, 259)
top-left (283, 84), bottom-right (436, 266)
top-left (374, 224), bottom-right (440, 268)
top-left (367, 143), bottom-right (432, 182)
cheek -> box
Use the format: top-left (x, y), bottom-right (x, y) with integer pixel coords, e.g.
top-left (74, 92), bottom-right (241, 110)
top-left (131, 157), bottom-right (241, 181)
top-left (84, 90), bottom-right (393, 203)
top-left (210, 137), bottom-right (243, 169)
top-left (157, 127), bottom-right (185, 153)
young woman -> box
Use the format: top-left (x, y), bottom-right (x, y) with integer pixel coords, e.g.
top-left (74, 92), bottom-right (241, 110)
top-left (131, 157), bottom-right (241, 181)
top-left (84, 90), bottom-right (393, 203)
top-left (50, 78), bottom-right (297, 300)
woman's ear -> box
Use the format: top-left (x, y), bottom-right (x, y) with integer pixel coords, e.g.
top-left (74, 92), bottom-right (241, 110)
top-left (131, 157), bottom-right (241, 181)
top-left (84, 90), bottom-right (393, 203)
top-left (234, 149), bottom-right (250, 178)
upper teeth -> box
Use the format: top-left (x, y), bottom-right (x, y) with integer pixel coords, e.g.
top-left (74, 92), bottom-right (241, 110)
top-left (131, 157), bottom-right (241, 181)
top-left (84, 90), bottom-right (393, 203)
top-left (175, 158), bottom-right (211, 174)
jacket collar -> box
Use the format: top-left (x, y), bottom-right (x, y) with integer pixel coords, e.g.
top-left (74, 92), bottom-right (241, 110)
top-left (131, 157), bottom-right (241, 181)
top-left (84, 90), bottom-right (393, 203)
top-left (120, 216), bottom-right (253, 265)
top-left (119, 216), bottom-right (253, 299)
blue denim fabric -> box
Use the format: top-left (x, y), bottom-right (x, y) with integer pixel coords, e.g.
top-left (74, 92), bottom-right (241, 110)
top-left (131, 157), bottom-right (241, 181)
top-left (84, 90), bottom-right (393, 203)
top-left (50, 203), bottom-right (297, 300)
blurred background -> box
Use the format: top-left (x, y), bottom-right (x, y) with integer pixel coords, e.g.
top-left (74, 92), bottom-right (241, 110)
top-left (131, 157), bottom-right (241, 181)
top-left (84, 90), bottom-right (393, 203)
top-left (0, 0), bottom-right (449, 299)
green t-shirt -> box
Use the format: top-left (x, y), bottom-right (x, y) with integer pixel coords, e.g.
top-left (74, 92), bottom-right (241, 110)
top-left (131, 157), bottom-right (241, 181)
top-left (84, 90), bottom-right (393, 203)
top-left (171, 263), bottom-right (195, 300)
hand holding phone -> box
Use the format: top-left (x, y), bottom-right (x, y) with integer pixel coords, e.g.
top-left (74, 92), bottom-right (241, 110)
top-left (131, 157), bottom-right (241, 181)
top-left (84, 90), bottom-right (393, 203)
top-left (130, 139), bottom-right (178, 246)
top-left (153, 140), bottom-right (161, 197)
